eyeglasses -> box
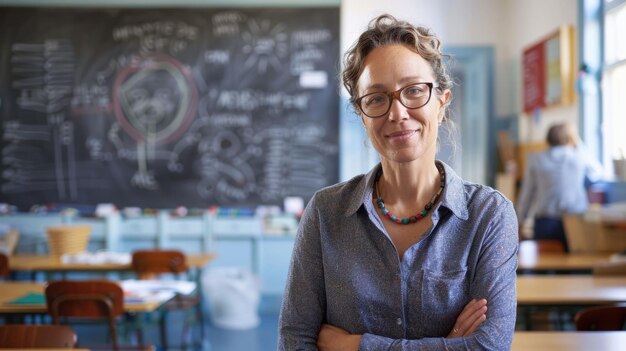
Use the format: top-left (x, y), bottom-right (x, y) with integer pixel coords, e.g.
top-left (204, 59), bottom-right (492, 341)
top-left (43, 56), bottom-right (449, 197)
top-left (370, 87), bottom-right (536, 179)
top-left (354, 82), bottom-right (439, 118)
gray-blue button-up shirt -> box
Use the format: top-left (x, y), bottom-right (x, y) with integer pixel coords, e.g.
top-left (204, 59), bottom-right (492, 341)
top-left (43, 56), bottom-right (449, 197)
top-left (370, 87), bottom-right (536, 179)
top-left (516, 145), bottom-right (603, 222)
top-left (278, 161), bottom-right (518, 350)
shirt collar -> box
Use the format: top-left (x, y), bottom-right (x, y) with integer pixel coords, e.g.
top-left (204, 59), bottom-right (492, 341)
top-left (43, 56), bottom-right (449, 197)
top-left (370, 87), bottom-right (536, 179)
top-left (343, 163), bottom-right (380, 217)
top-left (343, 161), bottom-right (469, 221)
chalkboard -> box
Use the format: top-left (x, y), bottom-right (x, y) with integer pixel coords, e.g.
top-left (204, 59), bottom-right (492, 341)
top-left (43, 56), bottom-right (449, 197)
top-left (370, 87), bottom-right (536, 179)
top-left (0, 7), bottom-right (340, 210)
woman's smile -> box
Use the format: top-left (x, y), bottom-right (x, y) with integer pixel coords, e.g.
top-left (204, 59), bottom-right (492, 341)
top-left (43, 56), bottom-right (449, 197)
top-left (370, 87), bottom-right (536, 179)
top-left (386, 129), bottom-right (420, 142)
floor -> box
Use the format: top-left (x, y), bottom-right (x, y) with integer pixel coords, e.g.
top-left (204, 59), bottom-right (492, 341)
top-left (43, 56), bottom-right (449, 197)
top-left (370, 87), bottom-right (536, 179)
top-left (205, 312), bottom-right (279, 351)
top-left (67, 297), bottom-right (281, 351)
top-left (5, 297), bottom-right (577, 350)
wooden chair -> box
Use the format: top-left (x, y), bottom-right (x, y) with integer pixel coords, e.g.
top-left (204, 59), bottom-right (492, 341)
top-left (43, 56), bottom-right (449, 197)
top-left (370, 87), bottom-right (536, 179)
top-left (534, 239), bottom-right (566, 254)
top-left (0, 324), bottom-right (76, 348)
top-left (575, 305), bottom-right (626, 330)
top-left (0, 253), bottom-right (8, 279)
top-left (131, 250), bottom-right (203, 351)
top-left (45, 280), bottom-right (129, 351)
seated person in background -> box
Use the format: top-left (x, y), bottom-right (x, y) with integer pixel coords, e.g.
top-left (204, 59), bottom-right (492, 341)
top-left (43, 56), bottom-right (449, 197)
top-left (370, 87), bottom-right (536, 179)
top-left (516, 122), bottom-right (604, 251)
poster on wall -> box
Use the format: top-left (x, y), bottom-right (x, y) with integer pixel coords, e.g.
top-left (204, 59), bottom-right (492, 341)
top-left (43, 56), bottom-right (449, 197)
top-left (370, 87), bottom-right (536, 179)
top-left (522, 25), bottom-right (576, 115)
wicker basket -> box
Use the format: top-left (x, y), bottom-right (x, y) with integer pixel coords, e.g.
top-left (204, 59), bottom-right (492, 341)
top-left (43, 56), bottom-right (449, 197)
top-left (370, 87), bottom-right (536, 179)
top-left (0, 229), bottom-right (19, 255)
top-left (45, 225), bottom-right (91, 256)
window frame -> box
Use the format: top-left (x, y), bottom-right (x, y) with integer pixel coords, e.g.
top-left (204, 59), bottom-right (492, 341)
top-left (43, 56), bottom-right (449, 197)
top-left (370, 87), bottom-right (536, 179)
top-left (580, 0), bottom-right (626, 177)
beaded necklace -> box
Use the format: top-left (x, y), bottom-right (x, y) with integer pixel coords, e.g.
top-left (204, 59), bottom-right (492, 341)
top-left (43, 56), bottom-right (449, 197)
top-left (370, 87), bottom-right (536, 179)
top-left (375, 162), bottom-right (446, 225)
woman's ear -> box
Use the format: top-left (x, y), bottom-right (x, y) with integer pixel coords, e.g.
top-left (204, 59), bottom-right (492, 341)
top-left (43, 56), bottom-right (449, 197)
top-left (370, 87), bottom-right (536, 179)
top-left (437, 89), bottom-right (451, 108)
top-left (437, 89), bottom-right (451, 124)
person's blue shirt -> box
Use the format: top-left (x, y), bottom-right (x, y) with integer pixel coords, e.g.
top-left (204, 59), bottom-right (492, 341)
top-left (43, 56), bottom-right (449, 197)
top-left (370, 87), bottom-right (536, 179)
top-left (516, 145), bottom-right (603, 223)
top-left (279, 161), bottom-right (518, 350)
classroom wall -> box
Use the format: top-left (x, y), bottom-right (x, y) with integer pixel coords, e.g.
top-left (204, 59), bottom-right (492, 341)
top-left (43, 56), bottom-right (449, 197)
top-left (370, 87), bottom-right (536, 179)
top-left (340, 0), bottom-right (578, 143)
top-left (340, 0), bottom-right (512, 177)
top-left (504, 0), bottom-right (579, 144)
top-left (0, 0), bottom-right (579, 179)
top-left (341, 0), bottom-right (509, 113)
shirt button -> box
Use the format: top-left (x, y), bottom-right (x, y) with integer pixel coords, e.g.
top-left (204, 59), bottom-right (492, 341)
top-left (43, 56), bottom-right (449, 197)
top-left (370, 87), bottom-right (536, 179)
top-left (396, 318), bottom-right (402, 326)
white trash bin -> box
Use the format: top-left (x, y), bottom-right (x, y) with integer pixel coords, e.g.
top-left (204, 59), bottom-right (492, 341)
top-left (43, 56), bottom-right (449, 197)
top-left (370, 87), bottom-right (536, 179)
top-left (203, 267), bottom-right (261, 330)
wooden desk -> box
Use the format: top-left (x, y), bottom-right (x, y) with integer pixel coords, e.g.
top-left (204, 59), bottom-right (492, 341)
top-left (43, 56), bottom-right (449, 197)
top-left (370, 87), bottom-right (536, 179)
top-left (517, 275), bottom-right (626, 305)
top-left (0, 281), bottom-right (172, 314)
top-left (8, 253), bottom-right (215, 272)
top-left (517, 241), bottom-right (611, 272)
top-left (512, 331), bottom-right (626, 351)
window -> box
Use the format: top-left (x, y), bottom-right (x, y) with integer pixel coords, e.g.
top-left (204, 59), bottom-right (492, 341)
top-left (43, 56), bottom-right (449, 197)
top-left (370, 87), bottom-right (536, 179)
top-left (603, 0), bottom-right (626, 163)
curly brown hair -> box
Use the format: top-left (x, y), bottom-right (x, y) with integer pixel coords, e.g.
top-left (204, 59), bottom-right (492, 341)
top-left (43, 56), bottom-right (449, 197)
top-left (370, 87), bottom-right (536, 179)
top-left (342, 14), bottom-right (453, 114)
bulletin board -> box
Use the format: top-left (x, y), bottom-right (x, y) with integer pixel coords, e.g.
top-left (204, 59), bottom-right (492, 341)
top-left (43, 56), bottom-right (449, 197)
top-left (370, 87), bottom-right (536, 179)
top-left (522, 26), bottom-right (576, 114)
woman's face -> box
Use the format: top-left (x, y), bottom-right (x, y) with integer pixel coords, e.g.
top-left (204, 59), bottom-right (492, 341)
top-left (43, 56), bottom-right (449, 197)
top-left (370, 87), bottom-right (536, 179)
top-left (356, 44), bottom-right (450, 164)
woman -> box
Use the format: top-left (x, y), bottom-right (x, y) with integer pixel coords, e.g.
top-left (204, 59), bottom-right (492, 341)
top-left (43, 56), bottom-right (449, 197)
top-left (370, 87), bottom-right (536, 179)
top-left (279, 14), bottom-right (518, 350)
top-left (516, 122), bottom-right (603, 251)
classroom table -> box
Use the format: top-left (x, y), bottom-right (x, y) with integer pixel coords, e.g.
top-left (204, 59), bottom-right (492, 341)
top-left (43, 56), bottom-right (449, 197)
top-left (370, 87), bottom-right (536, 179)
top-left (512, 331), bottom-right (626, 351)
top-left (517, 252), bottom-right (611, 273)
top-left (517, 275), bottom-right (626, 305)
top-left (0, 281), bottom-right (178, 314)
top-left (516, 240), bottom-right (612, 273)
top-left (516, 275), bottom-right (626, 331)
top-left (8, 253), bottom-right (216, 273)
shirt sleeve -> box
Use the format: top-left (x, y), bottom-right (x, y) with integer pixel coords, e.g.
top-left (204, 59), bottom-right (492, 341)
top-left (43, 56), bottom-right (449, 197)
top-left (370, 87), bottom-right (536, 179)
top-left (278, 194), bottom-right (326, 350)
top-left (575, 142), bottom-right (605, 183)
top-left (358, 199), bottom-right (519, 351)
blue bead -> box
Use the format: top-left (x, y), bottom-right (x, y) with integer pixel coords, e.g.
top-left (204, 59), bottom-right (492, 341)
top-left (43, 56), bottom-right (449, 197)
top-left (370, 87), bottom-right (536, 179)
top-left (390, 215), bottom-right (397, 221)
top-left (401, 218), bottom-right (409, 224)
top-left (421, 210), bottom-right (428, 216)
top-left (382, 208), bottom-right (389, 215)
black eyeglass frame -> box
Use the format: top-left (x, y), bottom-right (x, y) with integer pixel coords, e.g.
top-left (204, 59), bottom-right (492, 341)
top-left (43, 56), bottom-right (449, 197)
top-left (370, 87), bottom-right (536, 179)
top-left (354, 82), bottom-right (440, 118)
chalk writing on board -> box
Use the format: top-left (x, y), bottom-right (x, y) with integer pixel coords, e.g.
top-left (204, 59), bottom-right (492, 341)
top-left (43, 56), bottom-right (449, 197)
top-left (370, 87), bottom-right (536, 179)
top-left (4, 39), bottom-right (78, 200)
top-left (0, 7), bottom-right (340, 209)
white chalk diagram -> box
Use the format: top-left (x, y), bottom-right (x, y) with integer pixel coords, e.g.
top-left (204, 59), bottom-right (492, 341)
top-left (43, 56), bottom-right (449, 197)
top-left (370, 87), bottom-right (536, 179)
top-left (241, 19), bottom-right (288, 74)
top-left (2, 12), bottom-right (339, 206)
top-left (111, 54), bottom-right (198, 190)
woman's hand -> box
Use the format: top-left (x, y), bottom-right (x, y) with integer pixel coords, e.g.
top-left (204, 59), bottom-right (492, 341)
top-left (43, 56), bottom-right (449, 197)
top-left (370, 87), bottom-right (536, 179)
top-left (447, 298), bottom-right (488, 338)
top-left (317, 324), bottom-right (362, 351)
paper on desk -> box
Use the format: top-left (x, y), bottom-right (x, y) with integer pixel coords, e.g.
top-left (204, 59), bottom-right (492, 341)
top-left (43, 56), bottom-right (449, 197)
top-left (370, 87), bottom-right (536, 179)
top-left (121, 279), bottom-right (196, 296)
top-left (124, 290), bottom-right (176, 304)
top-left (61, 251), bottom-right (131, 265)
top-left (609, 252), bottom-right (626, 262)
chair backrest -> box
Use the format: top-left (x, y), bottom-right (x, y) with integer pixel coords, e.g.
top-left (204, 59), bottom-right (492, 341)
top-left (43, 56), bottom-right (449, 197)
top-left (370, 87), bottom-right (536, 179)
top-left (0, 324), bottom-right (77, 348)
top-left (575, 305), bottom-right (626, 331)
top-left (563, 214), bottom-right (602, 253)
top-left (45, 280), bottom-right (124, 350)
top-left (0, 253), bottom-right (8, 278)
top-left (132, 250), bottom-right (188, 279)
top-left (534, 239), bottom-right (566, 254)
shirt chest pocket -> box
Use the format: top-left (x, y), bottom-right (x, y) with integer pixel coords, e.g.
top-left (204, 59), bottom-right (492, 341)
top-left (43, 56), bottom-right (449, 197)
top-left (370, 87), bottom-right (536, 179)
top-left (419, 267), bottom-right (469, 336)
